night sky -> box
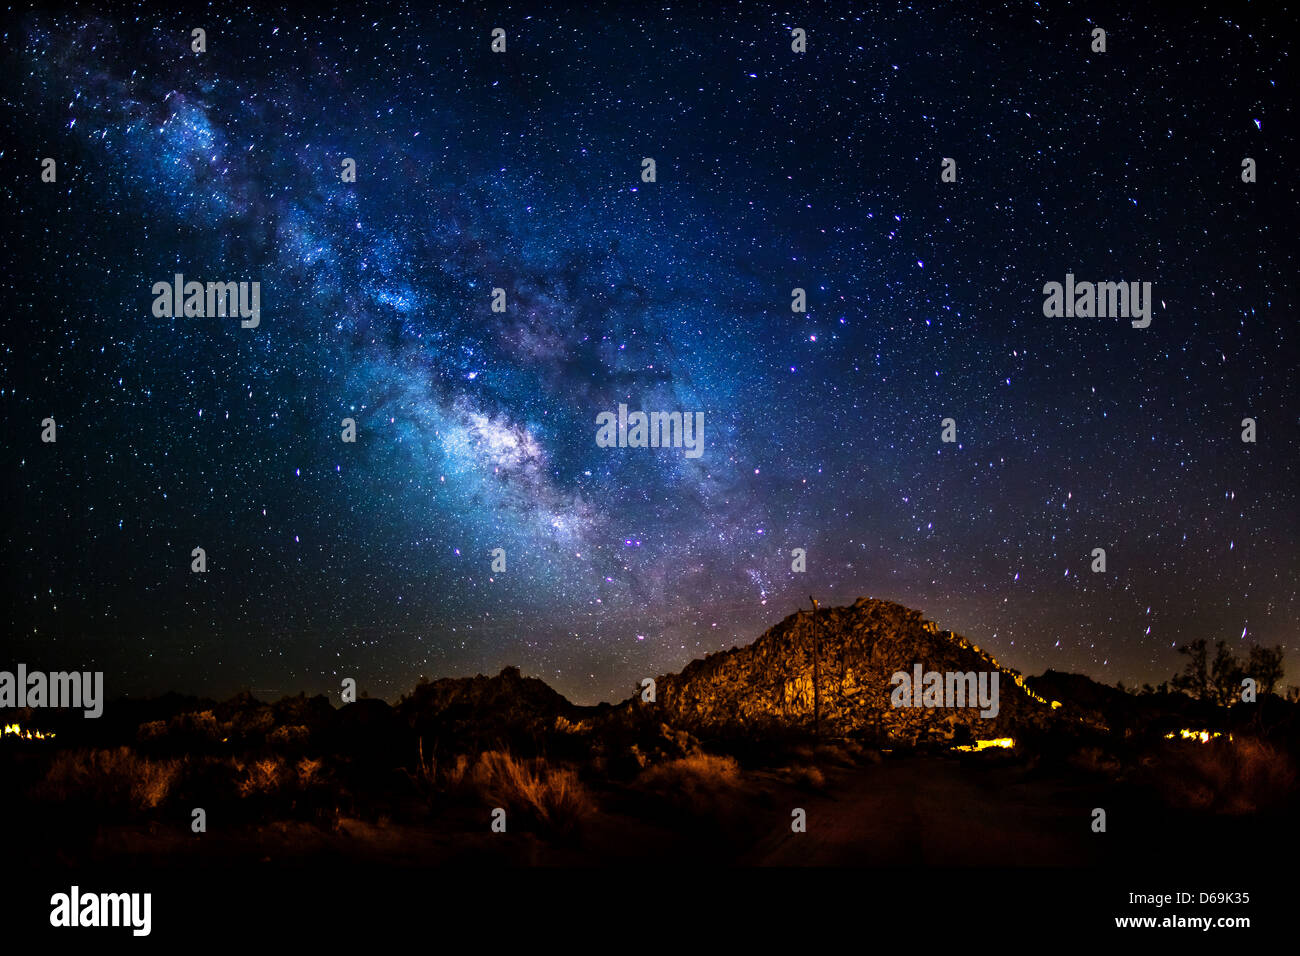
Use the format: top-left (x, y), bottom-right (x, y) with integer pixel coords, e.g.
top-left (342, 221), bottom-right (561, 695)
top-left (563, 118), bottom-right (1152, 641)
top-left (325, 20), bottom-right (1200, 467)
top-left (2, 1), bottom-right (1296, 705)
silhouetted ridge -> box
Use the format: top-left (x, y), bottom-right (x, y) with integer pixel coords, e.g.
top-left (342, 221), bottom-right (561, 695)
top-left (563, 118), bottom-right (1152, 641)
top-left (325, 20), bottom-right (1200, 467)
top-left (396, 666), bottom-right (588, 753)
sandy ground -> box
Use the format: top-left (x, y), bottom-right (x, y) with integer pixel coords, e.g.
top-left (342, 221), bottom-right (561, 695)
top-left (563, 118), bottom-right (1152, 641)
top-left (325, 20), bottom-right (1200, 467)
top-left (50, 754), bottom-right (1117, 867)
top-left (741, 756), bottom-right (1103, 865)
top-left (15, 752), bottom-right (1273, 869)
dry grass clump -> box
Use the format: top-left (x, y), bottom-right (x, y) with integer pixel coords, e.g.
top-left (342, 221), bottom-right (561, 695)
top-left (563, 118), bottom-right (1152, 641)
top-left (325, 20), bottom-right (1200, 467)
top-left (237, 756), bottom-right (288, 797)
top-left (468, 750), bottom-right (595, 835)
top-left (295, 757), bottom-right (326, 788)
top-left (639, 753), bottom-right (740, 787)
top-left (637, 753), bottom-right (745, 820)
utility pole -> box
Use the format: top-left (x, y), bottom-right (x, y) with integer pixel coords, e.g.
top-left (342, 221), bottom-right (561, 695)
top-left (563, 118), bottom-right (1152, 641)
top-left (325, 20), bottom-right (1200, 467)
top-left (809, 596), bottom-right (821, 739)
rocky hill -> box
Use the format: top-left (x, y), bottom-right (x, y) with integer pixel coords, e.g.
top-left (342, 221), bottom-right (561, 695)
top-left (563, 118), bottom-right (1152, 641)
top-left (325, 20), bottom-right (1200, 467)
top-left (642, 597), bottom-right (1061, 744)
top-left (396, 665), bottom-right (591, 753)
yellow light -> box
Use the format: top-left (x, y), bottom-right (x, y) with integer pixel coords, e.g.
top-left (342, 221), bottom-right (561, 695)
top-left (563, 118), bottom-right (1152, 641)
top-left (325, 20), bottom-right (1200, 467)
top-left (1164, 728), bottom-right (1226, 743)
top-left (954, 737), bottom-right (1014, 752)
top-left (2, 722), bottom-right (53, 741)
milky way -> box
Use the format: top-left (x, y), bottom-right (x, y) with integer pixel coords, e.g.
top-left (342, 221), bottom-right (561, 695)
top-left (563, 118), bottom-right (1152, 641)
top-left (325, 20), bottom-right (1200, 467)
top-left (3, 2), bottom-right (1296, 704)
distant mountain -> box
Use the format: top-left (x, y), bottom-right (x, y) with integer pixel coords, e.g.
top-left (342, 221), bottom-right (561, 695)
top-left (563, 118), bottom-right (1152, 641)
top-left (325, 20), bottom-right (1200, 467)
top-left (642, 597), bottom-right (1061, 743)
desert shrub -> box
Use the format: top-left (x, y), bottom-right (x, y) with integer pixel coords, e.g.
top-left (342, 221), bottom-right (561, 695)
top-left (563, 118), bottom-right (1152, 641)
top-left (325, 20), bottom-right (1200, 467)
top-left (237, 756), bottom-right (287, 798)
top-left (269, 724), bottom-right (311, 748)
top-left (554, 715), bottom-right (588, 734)
top-left (171, 709), bottom-right (223, 742)
top-left (170, 754), bottom-right (243, 807)
top-left (1149, 736), bottom-right (1297, 813)
top-left (640, 753), bottom-right (740, 789)
top-left (637, 753), bottom-right (743, 819)
top-left (833, 738), bottom-right (870, 760)
top-left (813, 740), bottom-right (867, 768)
top-left (133, 757), bottom-right (182, 808)
top-left (295, 757), bottom-right (326, 788)
top-left (468, 750), bottom-right (594, 835)
top-left (35, 747), bottom-right (181, 811)
top-left (233, 708), bottom-right (276, 739)
top-left (35, 747), bottom-right (342, 826)
top-left (436, 753), bottom-right (472, 790)
top-left (136, 720), bottom-right (168, 742)
top-left (786, 764), bottom-right (827, 790)
top-left (289, 756), bottom-right (341, 825)
top-left (408, 748), bottom-right (472, 794)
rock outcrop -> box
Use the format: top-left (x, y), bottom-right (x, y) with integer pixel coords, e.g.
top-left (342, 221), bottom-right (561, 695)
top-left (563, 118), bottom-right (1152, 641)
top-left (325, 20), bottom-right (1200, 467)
top-left (646, 597), bottom-right (1058, 743)
top-left (396, 665), bottom-right (587, 753)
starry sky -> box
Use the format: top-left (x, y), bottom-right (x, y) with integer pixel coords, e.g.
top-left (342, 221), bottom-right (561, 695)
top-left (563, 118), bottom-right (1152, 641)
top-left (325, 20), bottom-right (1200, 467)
top-left (2, 1), bottom-right (1296, 705)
